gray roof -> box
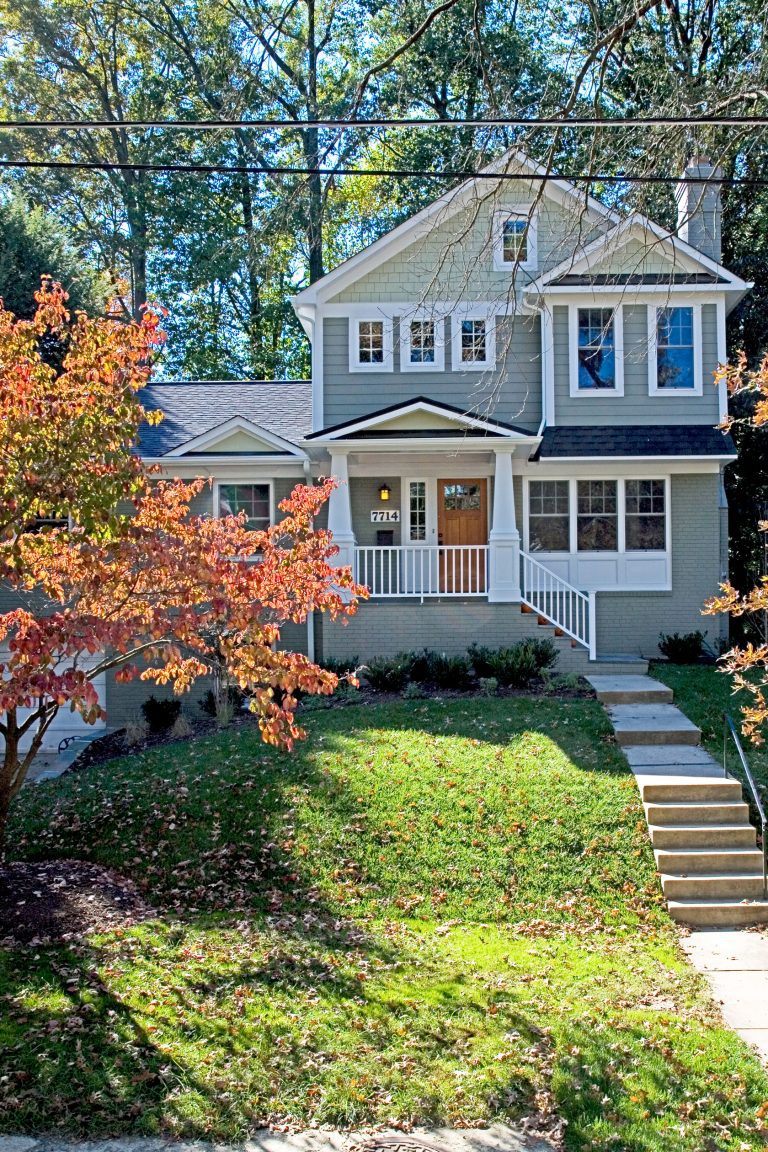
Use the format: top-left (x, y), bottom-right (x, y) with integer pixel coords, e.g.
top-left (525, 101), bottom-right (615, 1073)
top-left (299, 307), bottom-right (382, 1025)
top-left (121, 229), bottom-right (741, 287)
top-left (534, 425), bottom-right (736, 460)
top-left (137, 381), bottom-right (312, 455)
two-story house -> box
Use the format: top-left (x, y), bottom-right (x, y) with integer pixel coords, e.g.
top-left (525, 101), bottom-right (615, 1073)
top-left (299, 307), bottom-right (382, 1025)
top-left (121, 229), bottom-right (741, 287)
top-left (42, 149), bottom-right (754, 737)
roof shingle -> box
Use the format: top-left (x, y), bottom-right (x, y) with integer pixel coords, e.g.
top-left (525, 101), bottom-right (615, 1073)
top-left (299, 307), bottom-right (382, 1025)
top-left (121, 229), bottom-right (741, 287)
top-left (137, 381), bottom-right (312, 455)
top-left (534, 425), bottom-right (736, 460)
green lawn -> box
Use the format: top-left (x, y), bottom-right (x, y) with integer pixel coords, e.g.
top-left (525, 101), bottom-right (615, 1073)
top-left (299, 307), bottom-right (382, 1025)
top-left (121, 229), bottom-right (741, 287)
top-left (651, 661), bottom-right (768, 792)
top-left (2, 694), bottom-right (768, 1150)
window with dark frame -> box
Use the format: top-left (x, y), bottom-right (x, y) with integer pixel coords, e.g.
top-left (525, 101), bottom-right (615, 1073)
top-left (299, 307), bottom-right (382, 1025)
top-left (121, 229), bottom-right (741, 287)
top-left (409, 319), bottom-right (436, 364)
top-left (218, 483), bottom-right (271, 531)
top-left (501, 217), bottom-right (528, 264)
top-left (625, 479), bottom-right (666, 550)
top-left (461, 319), bottom-right (487, 363)
top-left (656, 307), bottom-right (695, 389)
top-left (577, 480), bottom-right (618, 551)
top-left (528, 480), bottom-right (570, 551)
top-left (577, 308), bottom-right (616, 390)
top-left (358, 320), bottom-right (385, 364)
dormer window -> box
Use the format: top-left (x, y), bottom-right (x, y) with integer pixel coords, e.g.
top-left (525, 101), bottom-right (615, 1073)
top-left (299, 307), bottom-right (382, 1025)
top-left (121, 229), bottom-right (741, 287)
top-left (493, 207), bottom-right (537, 271)
top-left (349, 316), bottom-right (393, 371)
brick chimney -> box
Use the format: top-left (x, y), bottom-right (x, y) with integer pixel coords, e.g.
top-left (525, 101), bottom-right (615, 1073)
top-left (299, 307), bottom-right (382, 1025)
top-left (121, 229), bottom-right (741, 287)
top-left (675, 155), bottom-right (723, 263)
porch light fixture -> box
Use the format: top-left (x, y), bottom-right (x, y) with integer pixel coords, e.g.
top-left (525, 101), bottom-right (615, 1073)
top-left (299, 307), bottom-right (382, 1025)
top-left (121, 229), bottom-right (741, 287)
top-left (378, 483), bottom-right (391, 502)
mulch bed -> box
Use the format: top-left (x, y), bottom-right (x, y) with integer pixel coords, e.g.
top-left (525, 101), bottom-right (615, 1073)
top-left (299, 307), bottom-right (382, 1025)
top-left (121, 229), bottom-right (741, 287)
top-left (0, 860), bottom-right (155, 945)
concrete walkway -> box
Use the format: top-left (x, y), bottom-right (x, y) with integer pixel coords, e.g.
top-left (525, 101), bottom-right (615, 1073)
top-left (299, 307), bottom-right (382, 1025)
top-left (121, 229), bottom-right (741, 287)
top-left (0, 1128), bottom-right (557, 1152)
top-left (681, 929), bottom-right (768, 1064)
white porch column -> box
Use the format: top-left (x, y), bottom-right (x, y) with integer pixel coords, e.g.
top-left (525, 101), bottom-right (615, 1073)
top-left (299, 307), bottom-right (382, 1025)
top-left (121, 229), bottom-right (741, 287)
top-left (488, 446), bottom-right (521, 602)
top-left (326, 450), bottom-right (356, 570)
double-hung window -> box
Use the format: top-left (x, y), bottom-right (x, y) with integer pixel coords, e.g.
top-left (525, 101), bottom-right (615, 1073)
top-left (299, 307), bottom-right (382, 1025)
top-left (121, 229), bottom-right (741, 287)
top-left (528, 480), bottom-right (569, 551)
top-left (577, 480), bottom-right (618, 551)
top-left (625, 479), bottom-right (666, 550)
top-left (401, 316), bottom-right (445, 369)
top-left (218, 483), bottom-right (271, 531)
top-left (452, 312), bottom-right (495, 370)
top-left (571, 307), bottom-right (623, 394)
top-left (650, 306), bottom-right (700, 394)
top-left (493, 208), bottom-right (537, 270)
top-left (349, 316), bottom-right (393, 371)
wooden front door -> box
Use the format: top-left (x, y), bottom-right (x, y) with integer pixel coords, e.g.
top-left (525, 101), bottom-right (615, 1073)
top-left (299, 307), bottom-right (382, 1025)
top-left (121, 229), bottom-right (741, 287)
top-left (437, 479), bottom-right (488, 593)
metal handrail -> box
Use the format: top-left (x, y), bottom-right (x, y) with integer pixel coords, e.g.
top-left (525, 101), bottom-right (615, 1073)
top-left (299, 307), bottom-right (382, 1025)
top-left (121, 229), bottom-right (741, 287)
top-left (723, 713), bottom-right (768, 899)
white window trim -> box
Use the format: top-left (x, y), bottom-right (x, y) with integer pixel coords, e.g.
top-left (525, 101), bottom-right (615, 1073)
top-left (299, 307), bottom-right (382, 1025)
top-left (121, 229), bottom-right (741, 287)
top-left (522, 475), bottom-right (671, 590)
top-left (492, 207), bottom-right (538, 272)
top-left (450, 310), bottom-right (497, 372)
top-left (399, 315), bottom-right (446, 372)
top-left (214, 479), bottom-right (275, 529)
top-left (348, 316), bottom-right (394, 373)
top-left (405, 477), bottom-right (435, 544)
top-left (648, 303), bottom-right (703, 396)
top-left (568, 304), bottom-right (625, 397)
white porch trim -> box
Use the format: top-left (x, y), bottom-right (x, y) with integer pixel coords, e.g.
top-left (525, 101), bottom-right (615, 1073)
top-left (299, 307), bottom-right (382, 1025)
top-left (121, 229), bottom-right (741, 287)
top-left (488, 447), bottom-right (521, 602)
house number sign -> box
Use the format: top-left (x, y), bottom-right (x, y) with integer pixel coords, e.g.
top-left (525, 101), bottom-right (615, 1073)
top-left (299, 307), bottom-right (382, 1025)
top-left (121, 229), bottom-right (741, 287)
top-left (370, 509), bottom-right (401, 523)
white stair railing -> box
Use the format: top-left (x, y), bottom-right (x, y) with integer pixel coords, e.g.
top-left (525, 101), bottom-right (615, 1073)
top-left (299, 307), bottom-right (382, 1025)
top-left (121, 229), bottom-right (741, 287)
top-left (520, 550), bottom-right (596, 658)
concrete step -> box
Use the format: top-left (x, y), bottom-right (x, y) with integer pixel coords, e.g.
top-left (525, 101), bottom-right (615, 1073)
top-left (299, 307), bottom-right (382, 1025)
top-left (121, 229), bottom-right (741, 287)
top-left (655, 846), bottom-right (765, 874)
top-left (661, 872), bottom-right (767, 899)
top-left (667, 898), bottom-right (768, 927)
top-left (610, 704), bottom-right (701, 746)
top-left (586, 674), bottom-right (673, 705)
top-left (645, 799), bottom-right (750, 825)
top-left (637, 775), bottom-right (742, 803)
top-left (649, 823), bottom-right (757, 850)
top-left (625, 744), bottom-right (723, 774)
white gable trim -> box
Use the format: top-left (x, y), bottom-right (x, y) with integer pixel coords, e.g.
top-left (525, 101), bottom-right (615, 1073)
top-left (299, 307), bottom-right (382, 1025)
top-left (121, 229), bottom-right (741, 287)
top-left (313, 399), bottom-right (531, 441)
top-left (164, 415), bottom-right (307, 458)
top-left (527, 214), bottom-right (750, 293)
top-left (291, 150), bottom-right (618, 309)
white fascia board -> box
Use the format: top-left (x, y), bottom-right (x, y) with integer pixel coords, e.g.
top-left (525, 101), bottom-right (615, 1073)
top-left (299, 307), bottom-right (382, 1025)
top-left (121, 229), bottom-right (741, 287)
top-left (145, 455), bottom-right (307, 471)
top-left (527, 214), bottom-right (750, 293)
top-left (313, 399), bottom-right (529, 439)
top-left (292, 149), bottom-right (617, 310)
top-left (307, 435), bottom-right (541, 452)
top-left (164, 415), bottom-right (307, 459)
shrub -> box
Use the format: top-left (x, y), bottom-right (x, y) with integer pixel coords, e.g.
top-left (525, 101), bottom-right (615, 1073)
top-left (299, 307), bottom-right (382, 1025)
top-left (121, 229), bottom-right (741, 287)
top-left (170, 713), bottom-right (194, 739)
top-left (658, 630), bottom-right (707, 664)
top-left (402, 681), bottom-right (428, 699)
top-left (468, 639), bottom-right (558, 687)
top-left (363, 654), bottom-right (411, 692)
top-left (322, 655), bottom-right (360, 677)
top-left (141, 694), bottom-right (182, 734)
top-left (199, 685), bottom-right (245, 719)
top-left (427, 652), bottom-right (473, 690)
top-left (124, 718), bottom-right (149, 747)
top-left (478, 676), bottom-right (498, 697)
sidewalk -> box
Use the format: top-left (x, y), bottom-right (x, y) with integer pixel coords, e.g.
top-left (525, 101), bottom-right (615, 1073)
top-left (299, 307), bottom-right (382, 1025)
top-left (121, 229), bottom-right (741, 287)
top-left (681, 929), bottom-right (768, 1063)
top-left (0, 1127), bottom-right (557, 1152)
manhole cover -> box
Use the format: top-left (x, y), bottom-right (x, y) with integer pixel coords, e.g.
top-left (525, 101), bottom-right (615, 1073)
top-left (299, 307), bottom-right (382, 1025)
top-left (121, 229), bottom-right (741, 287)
top-left (353, 1139), bottom-right (443, 1152)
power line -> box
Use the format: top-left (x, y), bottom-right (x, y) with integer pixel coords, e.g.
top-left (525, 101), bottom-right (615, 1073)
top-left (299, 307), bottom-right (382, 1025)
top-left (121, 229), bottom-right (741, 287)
top-left (1, 113), bottom-right (768, 131)
top-left (0, 157), bottom-right (765, 184)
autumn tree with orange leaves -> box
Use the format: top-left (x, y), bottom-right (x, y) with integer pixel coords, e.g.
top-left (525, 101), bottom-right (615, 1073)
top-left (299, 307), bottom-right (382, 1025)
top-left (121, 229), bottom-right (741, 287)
top-left (0, 283), bottom-right (363, 851)
top-left (705, 351), bottom-right (768, 743)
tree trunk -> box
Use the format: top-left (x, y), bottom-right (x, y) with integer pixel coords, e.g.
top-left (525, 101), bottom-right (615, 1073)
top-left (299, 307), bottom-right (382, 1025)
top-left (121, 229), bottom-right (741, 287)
top-left (236, 137), bottom-right (265, 376)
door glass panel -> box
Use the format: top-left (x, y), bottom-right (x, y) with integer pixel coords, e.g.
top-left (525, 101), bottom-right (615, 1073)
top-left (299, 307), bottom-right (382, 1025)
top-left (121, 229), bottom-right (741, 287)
top-left (409, 480), bottom-right (427, 541)
top-left (443, 483), bottom-right (481, 510)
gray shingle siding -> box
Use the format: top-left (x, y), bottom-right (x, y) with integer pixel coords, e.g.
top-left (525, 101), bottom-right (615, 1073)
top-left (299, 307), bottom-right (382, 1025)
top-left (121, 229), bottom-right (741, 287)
top-left (322, 315), bottom-right (542, 430)
top-left (553, 304), bottom-right (721, 426)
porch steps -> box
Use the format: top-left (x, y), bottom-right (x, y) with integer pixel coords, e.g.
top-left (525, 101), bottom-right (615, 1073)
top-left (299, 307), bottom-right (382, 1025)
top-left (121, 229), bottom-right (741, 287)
top-left (516, 604), bottom-right (647, 675)
top-left (587, 673), bottom-right (768, 928)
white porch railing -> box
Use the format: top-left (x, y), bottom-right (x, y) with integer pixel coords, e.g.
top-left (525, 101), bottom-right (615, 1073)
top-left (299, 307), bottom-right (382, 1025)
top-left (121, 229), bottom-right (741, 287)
top-left (520, 550), bottom-right (596, 658)
top-left (355, 545), bottom-right (488, 598)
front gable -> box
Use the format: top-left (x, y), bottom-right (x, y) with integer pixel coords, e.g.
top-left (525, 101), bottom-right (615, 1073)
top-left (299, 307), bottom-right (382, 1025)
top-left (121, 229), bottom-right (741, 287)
top-left (307, 398), bottom-right (537, 443)
top-left (165, 416), bottom-right (306, 458)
